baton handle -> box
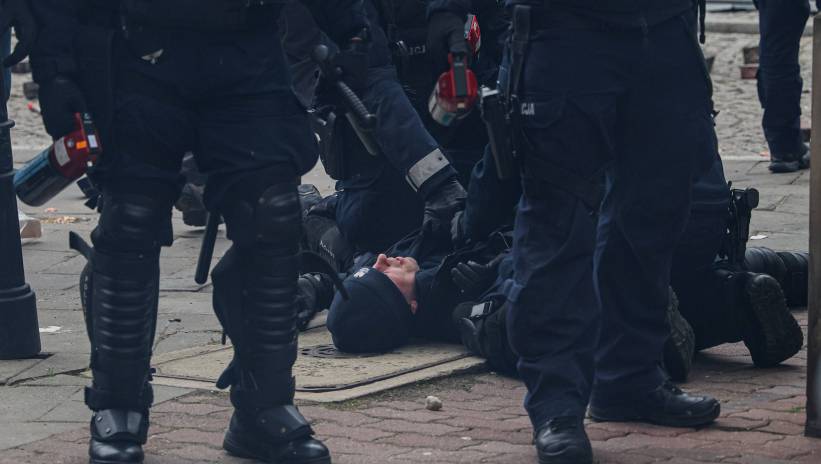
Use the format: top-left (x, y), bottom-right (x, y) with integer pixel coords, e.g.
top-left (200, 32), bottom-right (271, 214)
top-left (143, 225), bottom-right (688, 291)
top-left (195, 213), bottom-right (220, 285)
top-left (334, 80), bottom-right (377, 130)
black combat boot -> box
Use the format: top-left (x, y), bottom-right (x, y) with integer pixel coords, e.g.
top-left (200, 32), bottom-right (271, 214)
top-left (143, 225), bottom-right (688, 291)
top-left (662, 289), bottom-right (695, 383)
top-left (590, 381), bottom-right (720, 427)
top-left (452, 299), bottom-right (519, 375)
top-left (769, 143), bottom-right (809, 173)
top-left (534, 416), bottom-right (592, 464)
top-left (711, 267), bottom-right (803, 367)
top-left (89, 410), bottom-right (149, 464)
top-left (740, 273), bottom-right (804, 367)
top-left (223, 403), bottom-right (330, 464)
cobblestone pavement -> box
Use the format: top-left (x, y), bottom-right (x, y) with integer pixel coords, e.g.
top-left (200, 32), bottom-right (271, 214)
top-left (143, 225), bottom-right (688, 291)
top-left (1, 313), bottom-right (818, 464)
top-left (3, 12), bottom-right (821, 464)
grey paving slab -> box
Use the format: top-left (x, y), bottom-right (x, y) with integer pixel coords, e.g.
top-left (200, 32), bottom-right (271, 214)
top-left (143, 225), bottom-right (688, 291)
top-left (0, 378), bottom-right (192, 451)
top-left (0, 358), bottom-right (42, 385)
top-left (157, 292), bottom-right (218, 317)
top-left (0, 422), bottom-right (83, 451)
top-left (0, 384), bottom-right (82, 423)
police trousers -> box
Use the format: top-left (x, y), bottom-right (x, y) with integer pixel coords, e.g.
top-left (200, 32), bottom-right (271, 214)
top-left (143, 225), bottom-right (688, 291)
top-left (503, 10), bottom-right (716, 425)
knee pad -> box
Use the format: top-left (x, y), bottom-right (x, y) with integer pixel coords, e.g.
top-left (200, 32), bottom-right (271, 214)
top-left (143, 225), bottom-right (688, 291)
top-left (221, 182), bottom-right (301, 254)
top-left (744, 247), bottom-right (787, 282)
top-left (92, 184), bottom-right (177, 252)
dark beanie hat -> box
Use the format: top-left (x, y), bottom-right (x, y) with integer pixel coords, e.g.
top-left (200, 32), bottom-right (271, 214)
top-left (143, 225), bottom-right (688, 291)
top-left (327, 267), bottom-right (414, 353)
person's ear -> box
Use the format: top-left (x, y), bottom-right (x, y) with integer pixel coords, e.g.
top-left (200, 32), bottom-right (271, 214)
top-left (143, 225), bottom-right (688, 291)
top-left (409, 300), bottom-right (418, 314)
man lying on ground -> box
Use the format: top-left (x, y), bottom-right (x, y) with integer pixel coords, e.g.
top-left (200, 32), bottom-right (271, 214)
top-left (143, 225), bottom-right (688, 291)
top-left (299, 148), bottom-right (807, 381)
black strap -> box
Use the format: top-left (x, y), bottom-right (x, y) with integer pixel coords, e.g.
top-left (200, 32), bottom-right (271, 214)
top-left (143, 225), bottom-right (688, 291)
top-left (508, 5), bottom-right (531, 161)
top-left (506, 5), bottom-right (531, 105)
top-left (90, 409), bottom-right (149, 444)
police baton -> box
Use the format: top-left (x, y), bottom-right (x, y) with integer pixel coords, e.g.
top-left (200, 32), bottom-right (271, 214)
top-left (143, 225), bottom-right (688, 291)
top-left (311, 45), bottom-right (379, 155)
top-left (194, 212), bottom-right (220, 285)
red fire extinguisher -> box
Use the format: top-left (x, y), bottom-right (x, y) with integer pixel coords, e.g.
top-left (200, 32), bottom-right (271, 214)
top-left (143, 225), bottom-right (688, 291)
top-left (428, 15), bottom-right (481, 127)
top-left (14, 113), bottom-right (102, 207)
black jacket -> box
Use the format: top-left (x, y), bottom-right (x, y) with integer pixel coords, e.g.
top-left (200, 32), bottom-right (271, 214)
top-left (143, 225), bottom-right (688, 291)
top-left (30, 0), bottom-right (369, 83)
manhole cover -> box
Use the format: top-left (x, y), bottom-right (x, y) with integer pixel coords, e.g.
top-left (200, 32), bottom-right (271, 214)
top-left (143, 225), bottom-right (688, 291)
top-left (299, 344), bottom-right (380, 359)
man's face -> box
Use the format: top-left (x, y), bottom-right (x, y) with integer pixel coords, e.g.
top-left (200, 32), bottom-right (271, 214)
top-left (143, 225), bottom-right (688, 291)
top-left (373, 254), bottom-right (419, 314)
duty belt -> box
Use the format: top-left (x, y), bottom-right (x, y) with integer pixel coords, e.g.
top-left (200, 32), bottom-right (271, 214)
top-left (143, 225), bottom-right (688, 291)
top-left (121, 0), bottom-right (287, 31)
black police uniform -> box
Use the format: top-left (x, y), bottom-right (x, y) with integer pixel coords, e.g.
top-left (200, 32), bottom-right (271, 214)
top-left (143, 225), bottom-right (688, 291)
top-left (429, 0), bottom-right (721, 461)
top-left (30, 1), bottom-right (367, 463)
top-left (755, 0), bottom-right (812, 172)
top-left (330, 0), bottom-right (466, 252)
top-left (372, 0), bottom-right (508, 185)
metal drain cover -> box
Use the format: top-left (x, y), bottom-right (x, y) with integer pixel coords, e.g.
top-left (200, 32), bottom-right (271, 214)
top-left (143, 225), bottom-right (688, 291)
top-left (299, 344), bottom-right (379, 359)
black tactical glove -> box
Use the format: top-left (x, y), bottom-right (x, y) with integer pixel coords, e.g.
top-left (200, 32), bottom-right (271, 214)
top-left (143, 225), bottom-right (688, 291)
top-left (451, 255), bottom-right (504, 300)
top-left (451, 210), bottom-right (467, 247)
top-left (295, 273), bottom-right (335, 331)
top-left (427, 11), bottom-right (469, 76)
top-left (38, 76), bottom-right (86, 139)
top-left (423, 176), bottom-right (467, 231)
top-left (0, 0), bottom-right (36, 67)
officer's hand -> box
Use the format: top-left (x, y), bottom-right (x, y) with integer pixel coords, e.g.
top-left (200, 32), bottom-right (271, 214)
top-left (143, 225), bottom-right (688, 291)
top-left (0, 0), bottom-right (36, 67)
top-left (38, 76), bottom-right (87, 139)
top-left (424, 176), bottom-right (466, 232)
top-left (451, 260), bottom-right (496, 299)
top-left (427, 12), bottom-right (469, 76)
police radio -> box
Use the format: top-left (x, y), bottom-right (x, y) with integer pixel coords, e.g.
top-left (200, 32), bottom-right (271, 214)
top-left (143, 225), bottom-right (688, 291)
top-left (428, 15), bottom-right (481, 127)
top-left (14, 113), bottom-right (102, 206)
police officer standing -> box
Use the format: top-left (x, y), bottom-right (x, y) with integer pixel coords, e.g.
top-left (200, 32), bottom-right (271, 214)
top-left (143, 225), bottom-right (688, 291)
top-left (29, 1), bottom-right (369, 463)
top-left (429, 1), bottom-right (721, 463)
top-left (755, 0), bottom-right (814, 173)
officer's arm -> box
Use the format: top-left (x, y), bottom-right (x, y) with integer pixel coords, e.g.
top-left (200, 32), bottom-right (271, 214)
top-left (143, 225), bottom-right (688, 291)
top-left (298, 0), bottom-right (369, 44)
top-left (29, 0), bottom-right (82, 84)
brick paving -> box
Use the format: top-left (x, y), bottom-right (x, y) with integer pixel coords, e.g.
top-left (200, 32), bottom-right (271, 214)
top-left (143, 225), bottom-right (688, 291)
top-left (2, 312), bottom-right (818, 463)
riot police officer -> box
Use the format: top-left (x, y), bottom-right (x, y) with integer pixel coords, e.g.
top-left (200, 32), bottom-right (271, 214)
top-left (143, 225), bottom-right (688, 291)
top-left (30, 1), bottom-right (368, 463)
top-left (755, 0), bottom-right (814, 173)
top-left (316, 0), bottom-right (470, 252)
top-left (429, 1), bottom-right (721, 463)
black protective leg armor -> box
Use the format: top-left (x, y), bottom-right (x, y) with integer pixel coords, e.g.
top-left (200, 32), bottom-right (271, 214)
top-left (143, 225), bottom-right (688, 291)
top-left (212, 180), bottom-right (330, 464)
top-left (82, 186), bottom-right (175, 464)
